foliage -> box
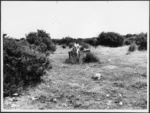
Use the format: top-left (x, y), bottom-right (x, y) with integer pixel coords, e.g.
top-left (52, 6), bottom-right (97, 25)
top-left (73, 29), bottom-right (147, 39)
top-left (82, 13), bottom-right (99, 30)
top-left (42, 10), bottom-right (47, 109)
top-left (124, 39), bottom-right (132, 45)
top-left (83, 37), bottom-right (98, 47)
top-left (26, 29), bottom-right (56, 53)
top-left (123, 33), bottom-right (147, 48)
top-left (59, 37), bottom-right (76, 46)
top-left (83, 53), bottom-right (99, 63)
top-left (3, 36), bottom-right (51, 97)
top-left (123, 36), bottom-right (137, 45)
top-left (137, 33), bottom-right (147, 51)
top-left (97, 32), bottom-right (124, 47)
top-left (128, 43), bottom-right (137, 53)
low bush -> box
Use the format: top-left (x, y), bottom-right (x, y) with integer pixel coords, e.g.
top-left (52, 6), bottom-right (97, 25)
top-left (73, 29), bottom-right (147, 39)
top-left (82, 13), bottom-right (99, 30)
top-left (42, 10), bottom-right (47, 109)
top-left (3, 37), bottom-right (51, 97)
top-left (83, 53), bottom-right (99, 63)
top-left (128, 43), bottom-right (137, 53)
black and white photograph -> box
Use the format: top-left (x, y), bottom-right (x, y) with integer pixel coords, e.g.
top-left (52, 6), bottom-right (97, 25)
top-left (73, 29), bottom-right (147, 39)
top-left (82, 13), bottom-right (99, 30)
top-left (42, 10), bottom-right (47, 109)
top-left (1, 1), bottom-right (149, 112)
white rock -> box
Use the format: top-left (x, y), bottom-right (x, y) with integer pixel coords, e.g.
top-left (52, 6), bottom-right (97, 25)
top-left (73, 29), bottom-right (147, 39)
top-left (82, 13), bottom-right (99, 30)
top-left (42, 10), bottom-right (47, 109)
top-left (92, 73), bottom-right (101, 80)
top-left (106, 94), bottom-right (110, 97)
top-left (119, 101), bottom-right (123, 105)
top-left (52, 98), bottom-right (57, 103)
top-left (31, 96), bottom-right (38, 101)
top-left (13, 93), bottom-right (19, 96)
top-left (118, 93), bottom-right (122, 97)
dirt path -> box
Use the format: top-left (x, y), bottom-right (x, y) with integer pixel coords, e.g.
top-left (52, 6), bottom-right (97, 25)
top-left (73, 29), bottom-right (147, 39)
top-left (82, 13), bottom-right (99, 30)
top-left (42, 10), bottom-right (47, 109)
top-left (3, 46), bottom-right (147, 110)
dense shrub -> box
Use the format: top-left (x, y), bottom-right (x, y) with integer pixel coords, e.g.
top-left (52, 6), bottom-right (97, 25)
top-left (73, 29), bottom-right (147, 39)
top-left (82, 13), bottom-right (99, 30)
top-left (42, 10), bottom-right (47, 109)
top-left (97, 32), bottom-right (124, 47)
top-left (83, 53), bottom-right (99, 63)
top-left (124, 36), bottom-right (138, 45)
top-left (128, 43), bottom-right (138, 53)
top-left (52, 39), bottom-right (61, 45)
top-left (59, 37), bottom-right (76, 46)
top-left (83, 37), bottom-right (98, 47)
top-left (136, 33), bottom-right (147, 51)
top-left (3, 37), bottom-right (51, 97)
top-left (26, 30), bottom-right (56, 53)
top-left (138, 40), bottom-right (147, 51)
top-left (124, 34), bottom-right (137, 39)
top-left (124, 39), bottom-right (132, 45)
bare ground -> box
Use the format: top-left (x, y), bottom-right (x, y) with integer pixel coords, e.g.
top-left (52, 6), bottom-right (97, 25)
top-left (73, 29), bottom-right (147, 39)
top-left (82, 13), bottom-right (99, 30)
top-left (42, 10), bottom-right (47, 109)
top-left (3, 46), bottom-right (148, 110)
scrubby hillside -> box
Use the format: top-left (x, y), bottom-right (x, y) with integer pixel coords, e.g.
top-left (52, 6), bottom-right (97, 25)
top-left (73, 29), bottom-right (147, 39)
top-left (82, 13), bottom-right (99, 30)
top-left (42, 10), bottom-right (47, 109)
top-left (3, 45), bottom-right (147, 110)
top-left (3, 30), bottom-right (55, 97)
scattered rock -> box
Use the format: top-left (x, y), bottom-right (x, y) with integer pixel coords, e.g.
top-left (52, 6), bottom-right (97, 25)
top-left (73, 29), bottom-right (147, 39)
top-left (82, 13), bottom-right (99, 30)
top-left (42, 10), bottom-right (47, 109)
top-left (30, 96), bottom-right (38, 101)
top-left (92, 73), bottom-right (101, 80)
top-left (118, 93), bottom-right (122, 97)
top-left (51, 98), bottom-right (57, 103)
top-left (106, 94), bottom-right (110, 97)
top-left (119, 101), bottom-right (123, 106)
top-left (67, 94), bottom-right (74, 99)
top-left (96, 98), bottom-right (101, 101)
top-left (12, 93), bottom-right (19, 97)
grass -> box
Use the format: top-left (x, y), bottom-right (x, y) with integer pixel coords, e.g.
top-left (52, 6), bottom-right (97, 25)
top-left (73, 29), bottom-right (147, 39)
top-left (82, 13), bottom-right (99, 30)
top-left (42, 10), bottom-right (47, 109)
top-left (3, 45), bottom-right (147, 110)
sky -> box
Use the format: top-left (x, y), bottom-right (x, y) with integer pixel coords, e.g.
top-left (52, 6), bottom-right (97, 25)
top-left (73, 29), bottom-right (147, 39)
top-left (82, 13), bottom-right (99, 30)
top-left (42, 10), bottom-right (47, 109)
top-left (1, 1), bottom-right (149, 39)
